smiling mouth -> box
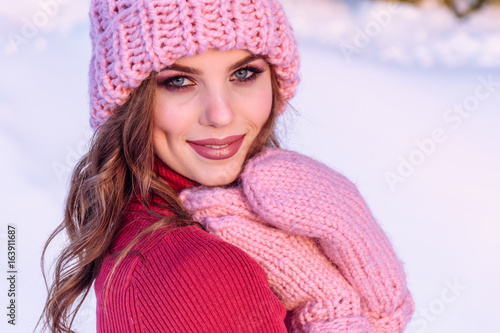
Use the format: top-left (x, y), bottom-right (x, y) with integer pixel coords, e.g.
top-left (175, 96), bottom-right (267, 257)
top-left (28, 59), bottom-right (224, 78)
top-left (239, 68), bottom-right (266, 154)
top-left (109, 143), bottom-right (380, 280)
top-left (187, 135), bottom-right (245, 160)
top-left (203, 144), bottom-right (229, 149)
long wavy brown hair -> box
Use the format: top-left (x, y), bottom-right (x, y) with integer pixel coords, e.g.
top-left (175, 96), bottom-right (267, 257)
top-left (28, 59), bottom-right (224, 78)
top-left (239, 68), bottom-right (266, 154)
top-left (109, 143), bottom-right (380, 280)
top-left (39, 67), bottom-right (284, 333)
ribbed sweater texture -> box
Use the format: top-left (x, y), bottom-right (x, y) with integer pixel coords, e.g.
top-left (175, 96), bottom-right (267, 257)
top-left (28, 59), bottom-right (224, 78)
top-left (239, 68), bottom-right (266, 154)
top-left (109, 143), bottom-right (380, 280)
top-left (94, 159), bottom-right (287, 332)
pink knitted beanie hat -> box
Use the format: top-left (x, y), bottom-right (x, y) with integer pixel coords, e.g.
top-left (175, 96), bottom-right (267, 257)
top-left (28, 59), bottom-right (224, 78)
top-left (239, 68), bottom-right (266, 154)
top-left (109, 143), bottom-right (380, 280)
top-left (89, 0), bottom-right (300, 129)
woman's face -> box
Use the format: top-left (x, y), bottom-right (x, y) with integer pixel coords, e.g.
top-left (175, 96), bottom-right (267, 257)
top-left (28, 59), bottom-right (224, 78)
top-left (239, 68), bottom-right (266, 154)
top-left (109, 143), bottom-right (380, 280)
top-left (153, 49), bottom-right (273, 186)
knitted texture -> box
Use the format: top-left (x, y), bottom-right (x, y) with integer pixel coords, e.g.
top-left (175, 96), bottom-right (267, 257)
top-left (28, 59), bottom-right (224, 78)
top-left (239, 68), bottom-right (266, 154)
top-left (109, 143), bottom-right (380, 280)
top-left (89, 0), bottom-right (300, 129)
top-left (180, 148), bottom-right (415, 333)
top-left (181, 187), bottom-right (372, 333)
top-left (94, 162), bottom-right (288, 332)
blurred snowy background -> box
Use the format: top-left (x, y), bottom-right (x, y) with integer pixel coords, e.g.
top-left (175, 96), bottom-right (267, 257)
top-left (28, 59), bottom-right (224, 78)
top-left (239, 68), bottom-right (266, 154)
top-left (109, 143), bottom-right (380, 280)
top-left (1, 0), bottom-right (499, 332)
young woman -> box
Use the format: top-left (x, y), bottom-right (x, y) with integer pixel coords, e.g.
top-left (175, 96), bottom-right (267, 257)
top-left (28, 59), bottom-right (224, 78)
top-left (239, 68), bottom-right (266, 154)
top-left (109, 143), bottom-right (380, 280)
top-left (40, 0), bottom-right (414, 332)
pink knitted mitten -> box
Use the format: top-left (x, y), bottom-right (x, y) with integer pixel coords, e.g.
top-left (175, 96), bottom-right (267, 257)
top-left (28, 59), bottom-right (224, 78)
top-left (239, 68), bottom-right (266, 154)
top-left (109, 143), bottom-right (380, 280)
top-left (181, 187), bottom-right (372, 332)
top-left (240, 148), bottom-right (414, 333)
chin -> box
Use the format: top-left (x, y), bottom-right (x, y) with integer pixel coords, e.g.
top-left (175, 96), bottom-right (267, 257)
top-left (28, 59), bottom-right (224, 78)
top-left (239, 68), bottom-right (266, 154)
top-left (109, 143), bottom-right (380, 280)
top-left (199, 174), bottom-right (238, 187)
top-left (192, 156), bottom-right (247, 186)
top-left (193, 167), bottom-right (240, 187)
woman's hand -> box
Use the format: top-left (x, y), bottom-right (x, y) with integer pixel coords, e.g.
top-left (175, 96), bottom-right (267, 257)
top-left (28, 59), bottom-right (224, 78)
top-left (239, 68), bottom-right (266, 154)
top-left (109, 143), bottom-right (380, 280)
top-left (240, 148), bottom-right (414, 333)
top-left (180, 186), bottom-right (372, 332)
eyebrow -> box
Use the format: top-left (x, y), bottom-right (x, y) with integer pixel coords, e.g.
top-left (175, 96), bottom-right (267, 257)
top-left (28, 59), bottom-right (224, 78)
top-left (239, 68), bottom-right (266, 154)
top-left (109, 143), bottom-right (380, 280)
top-left (228, 55), bottom-right (264, 72)
top-left (162, 64), bottom-right (202, 75)
top-left (160, 54), bottom-right (265, 75)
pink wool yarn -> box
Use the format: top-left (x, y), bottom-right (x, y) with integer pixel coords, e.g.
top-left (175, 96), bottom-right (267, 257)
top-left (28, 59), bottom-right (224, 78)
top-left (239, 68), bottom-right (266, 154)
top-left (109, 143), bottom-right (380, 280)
top-left (181, 148), bottom-right (414, 332)
top-left (181, 186), bottom-right (372, 332)
top-left (89, 0), bottom-right (300, 129)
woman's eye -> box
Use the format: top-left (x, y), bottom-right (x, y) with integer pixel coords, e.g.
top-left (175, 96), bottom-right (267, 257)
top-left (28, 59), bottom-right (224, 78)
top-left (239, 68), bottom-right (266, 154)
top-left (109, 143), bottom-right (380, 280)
top-left (233, 69), bottom-right (252, 80)
top-left (231, 66), bottom-right (265, 82)
top-left (169, 76), bottom-right (192, 87)
top-left (158, 75), bottom-right (195, 91)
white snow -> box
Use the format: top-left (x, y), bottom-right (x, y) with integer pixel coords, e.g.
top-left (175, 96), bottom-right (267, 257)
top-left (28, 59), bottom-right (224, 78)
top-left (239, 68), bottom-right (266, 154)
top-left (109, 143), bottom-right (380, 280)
top-left (1, 1), bottom-right (499, 332)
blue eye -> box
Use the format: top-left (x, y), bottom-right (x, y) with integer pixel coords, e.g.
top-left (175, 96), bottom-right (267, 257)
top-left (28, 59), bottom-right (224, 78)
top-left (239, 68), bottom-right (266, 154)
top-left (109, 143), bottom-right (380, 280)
top-left (171, 77), bottom-right (185, 86)
top-left (158, 75), bottom-right (194, 91)
top-left (231, 66), bottom-right (265, 82)
top-left (170, 76), bottom-right (193, 87)
top-left (234, 69), bottom-right (251, 80)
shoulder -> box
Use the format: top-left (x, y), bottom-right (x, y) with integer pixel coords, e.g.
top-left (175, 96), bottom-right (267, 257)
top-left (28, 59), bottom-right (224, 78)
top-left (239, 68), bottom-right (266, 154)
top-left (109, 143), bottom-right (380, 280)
top-left (97, 223), bottom-right (270, 289)
top-left (134, 225), bottom-right (271, 280)
top-left (96, 225), bottom-right (286, 332)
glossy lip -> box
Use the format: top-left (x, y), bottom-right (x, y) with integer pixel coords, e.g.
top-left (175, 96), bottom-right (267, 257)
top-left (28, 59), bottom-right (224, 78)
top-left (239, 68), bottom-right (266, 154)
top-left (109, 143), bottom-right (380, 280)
top-left (187, 134), bottom-right (245, 160)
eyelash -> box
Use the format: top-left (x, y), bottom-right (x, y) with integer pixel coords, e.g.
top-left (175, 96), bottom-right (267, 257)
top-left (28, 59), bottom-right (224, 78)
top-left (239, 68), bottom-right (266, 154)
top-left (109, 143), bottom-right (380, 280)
top-left (231, 66), bottom-right (265, 83)
top-left (157, 65), bottom-right (266, 91)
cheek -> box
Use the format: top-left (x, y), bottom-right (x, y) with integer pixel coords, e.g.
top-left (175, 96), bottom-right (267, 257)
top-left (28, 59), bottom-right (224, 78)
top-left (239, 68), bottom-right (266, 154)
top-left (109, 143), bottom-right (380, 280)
top-left (250, 80), bottom-right (273, 127)
top-left (153, 95), bottom-right (192, 139)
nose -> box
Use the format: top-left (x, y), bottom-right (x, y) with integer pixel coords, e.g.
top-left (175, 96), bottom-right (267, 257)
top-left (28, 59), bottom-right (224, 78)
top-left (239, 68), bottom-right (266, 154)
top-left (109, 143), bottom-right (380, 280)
top-left (199, 85), bottom-right (234, 128)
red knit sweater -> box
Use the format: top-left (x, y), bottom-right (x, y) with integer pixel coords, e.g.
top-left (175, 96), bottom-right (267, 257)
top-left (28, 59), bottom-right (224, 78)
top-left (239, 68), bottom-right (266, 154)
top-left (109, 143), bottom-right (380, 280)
top-left (94, 160), bottom-right (287, 332)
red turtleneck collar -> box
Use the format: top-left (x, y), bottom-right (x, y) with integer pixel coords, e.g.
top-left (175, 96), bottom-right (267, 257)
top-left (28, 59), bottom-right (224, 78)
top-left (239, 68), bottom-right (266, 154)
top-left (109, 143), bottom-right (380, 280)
top-left (153, 155), bottom-right (198, 193)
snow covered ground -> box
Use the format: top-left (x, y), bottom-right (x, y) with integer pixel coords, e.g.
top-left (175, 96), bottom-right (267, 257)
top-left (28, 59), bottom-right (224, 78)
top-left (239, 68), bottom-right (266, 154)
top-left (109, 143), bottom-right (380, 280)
top-left (1, 0), bottom-right (499, 332)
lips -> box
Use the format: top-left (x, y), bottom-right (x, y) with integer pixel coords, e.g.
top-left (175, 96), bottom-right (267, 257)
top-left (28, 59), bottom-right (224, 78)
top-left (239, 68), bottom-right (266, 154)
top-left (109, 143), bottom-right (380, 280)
top-left (187, 134), bottom-right (245, 160)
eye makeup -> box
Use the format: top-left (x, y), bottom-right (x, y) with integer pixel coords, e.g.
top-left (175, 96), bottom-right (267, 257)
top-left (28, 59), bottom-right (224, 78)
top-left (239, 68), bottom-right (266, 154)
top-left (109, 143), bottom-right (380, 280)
top-left (156, 53), bottom-right (270, 91)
